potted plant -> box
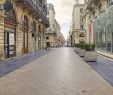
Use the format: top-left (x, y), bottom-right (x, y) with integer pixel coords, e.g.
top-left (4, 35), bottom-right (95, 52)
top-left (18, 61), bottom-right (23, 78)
top-left (79, 43), bottom-right (86, 57)
top-left (76, 44), bottom-right (81, 54)
top-left (84, 44), bottom-right (97, 62)
top-left (74, 44), bottom-right (78, 52)
top-left (74, 44), bottom-right (80, 53)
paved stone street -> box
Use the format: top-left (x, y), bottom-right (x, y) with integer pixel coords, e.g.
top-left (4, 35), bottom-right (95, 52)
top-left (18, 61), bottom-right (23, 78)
top-left (87, 55), bottom-right (113, 87)
top-left (0, 48), bottom-right (113, 95)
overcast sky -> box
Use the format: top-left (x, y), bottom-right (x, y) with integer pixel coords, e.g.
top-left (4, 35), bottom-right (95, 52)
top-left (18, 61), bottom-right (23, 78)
top-left (47, 0), bottom-right (84, 40)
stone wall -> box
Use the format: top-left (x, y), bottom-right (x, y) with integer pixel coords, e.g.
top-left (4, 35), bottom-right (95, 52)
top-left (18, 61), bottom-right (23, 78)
top-left (0, 0), bottom-right (47, 60)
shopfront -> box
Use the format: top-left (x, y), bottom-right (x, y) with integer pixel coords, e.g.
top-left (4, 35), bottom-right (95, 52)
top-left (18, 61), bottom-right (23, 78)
top-left (94, 5), bottom-right (113, 54)
top-left (4, 0), bottom-right (16, 58)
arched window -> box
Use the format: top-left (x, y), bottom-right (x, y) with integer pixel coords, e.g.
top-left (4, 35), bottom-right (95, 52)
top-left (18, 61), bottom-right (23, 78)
top-left (24, 16), bottom-right (28, 28)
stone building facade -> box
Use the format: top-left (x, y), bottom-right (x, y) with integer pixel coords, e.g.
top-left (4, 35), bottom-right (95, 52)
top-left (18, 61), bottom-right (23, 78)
top-left (69, 1), bottom-right (85, 46)
top-left (0, 0), bottom-right (49, 60)
top-left (46, 3), bottom-right (63, 48)
top-left (84, 0), bottom-right (113, 57)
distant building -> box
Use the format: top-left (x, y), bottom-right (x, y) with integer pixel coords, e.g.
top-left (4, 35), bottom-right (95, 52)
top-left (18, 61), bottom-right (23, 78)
top-left (69, 1), bottom-right (85, 46)
top-left (84, 0), bottom-right (113, 57)
top-left (46, 4), bottom-right (64, 48)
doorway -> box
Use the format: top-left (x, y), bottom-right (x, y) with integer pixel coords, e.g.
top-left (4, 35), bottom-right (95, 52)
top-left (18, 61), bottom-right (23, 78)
top-left (4, 28), bottom-right (16, 58)
top-left (4, 1), bottom-right (16, 58)
top-left (47, 42), bottom-right (50, 47)
top-left (22, 16), bottom-right (28, 54)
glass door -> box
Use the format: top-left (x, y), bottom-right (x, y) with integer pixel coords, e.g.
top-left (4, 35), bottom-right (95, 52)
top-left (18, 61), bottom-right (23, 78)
top-left (4, 32), bottom-right (16, 58)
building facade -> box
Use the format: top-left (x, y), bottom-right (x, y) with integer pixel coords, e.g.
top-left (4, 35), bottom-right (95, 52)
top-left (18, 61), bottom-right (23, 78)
top-left (46, 3), bottom-right (63, 48)
top-left (0, 0), bottom-right (49, 60)
top-left (84, 0), bottom-right (113, 57)
top-left (55, 21), bottom-right (65, 47)
top-left (69, 1), bottom-right (85, 46)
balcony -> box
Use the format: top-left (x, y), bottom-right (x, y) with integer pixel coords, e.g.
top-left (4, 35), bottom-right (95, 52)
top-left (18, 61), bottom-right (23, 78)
top-left (16, 0), bottom-right (49, 27)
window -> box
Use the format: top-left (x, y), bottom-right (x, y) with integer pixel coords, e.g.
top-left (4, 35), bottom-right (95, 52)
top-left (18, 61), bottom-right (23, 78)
top-left (80, 8), bottom-right (83, 13)
top-left (39, 25), bottom-right (41, 32)
top-left (80, 25), bottom-right (84, 30)
top-left (32, 21), bottom-right (36, 37)
top-left (23, 16), bottom-right (28, 50)
top-left (47, 11), bottom-right (49, 15)
top-left (5, 8), bottom-right (16, 24)
top-left (109, 0), bottom-right (113, 6)
top-left (24, 16), bottom-right (28, 27)
top-left (46, 37), bottom-right (49, 39)
top-left (80, 16), bottom-right (83, 21)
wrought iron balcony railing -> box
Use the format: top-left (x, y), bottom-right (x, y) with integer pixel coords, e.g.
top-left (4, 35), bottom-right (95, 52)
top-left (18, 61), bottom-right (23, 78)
top-left (16, 0), bottom-right (49, 27)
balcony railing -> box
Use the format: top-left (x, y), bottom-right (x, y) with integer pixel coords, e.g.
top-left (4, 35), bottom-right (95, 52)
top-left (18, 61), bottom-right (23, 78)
top-left (16, 0), bottom-right (49, 27)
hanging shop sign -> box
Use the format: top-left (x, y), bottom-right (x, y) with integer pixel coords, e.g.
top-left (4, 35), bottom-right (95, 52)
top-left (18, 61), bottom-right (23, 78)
top-left (88, 23), bottom-right (93, 32)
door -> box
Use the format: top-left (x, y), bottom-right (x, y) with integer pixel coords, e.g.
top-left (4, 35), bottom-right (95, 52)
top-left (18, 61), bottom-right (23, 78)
top-left (47, 42), bottom-right (50, 47)
top-left (32, 37), bottom-right (36, 52)
top-left (5, 32), bottom-right (15, 58)
top-left (22, 16), bottom-right (28, 54)
top-left (22, 30), bottom-right (28, 54)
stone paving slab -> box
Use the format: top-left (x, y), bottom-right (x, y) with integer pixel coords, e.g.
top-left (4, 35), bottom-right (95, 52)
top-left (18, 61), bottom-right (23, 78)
top-left (0, 49), bottom-right (50, 77)
top-left (0, 48), bottom-right (113, 95)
